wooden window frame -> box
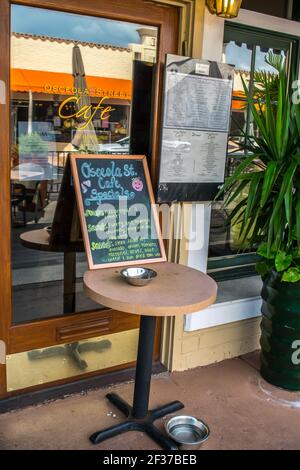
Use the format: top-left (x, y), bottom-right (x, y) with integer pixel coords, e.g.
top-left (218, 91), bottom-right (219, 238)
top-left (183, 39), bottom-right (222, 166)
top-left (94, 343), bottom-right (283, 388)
top-left (0, 0), bottom-right (200, 397)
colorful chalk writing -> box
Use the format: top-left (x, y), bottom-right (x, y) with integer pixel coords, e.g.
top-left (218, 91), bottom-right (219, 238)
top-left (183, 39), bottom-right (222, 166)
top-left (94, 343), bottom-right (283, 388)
top-left (71, 156), bottom-right (165, 268)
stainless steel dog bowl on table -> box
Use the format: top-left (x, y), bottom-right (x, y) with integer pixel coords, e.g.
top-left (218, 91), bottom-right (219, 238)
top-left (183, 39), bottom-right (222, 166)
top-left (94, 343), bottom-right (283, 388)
top-left (120, 267), bottom-right (157, 286)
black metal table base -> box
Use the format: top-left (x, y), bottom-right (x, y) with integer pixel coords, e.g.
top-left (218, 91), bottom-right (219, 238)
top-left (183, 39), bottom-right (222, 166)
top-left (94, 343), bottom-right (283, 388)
top-left (90, 392), bottom-right (184, 450)
top-left (89, 315), bottom-right (185, 450)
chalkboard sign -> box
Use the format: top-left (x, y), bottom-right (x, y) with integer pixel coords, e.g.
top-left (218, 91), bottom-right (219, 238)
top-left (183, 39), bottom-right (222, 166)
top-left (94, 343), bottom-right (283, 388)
top-left (70, 154), bottom-right (166, 269)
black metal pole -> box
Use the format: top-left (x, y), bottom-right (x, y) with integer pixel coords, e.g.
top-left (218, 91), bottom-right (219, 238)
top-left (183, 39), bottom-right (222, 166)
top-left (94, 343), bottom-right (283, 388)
top-left (132, 315), bottom-right (157, 419)
top-left (89, 313), bottom-right (184, 448)
top-left (63, 251), bottom-right (76, 314)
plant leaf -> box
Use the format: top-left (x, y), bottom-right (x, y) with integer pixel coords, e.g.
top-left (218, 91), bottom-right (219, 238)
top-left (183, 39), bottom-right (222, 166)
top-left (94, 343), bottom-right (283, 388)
top-left (282, 267), bottom-right (300, 283)
top-left (257, 242), bottom-right (276, 259)
top-left (296, 195), bottom-right (300, 247)
top-left (216, 153), bottom-right (257, 198)
top-left (256, 261), bottom-right (270, 278)
top-left (260, 161), bottom-right (278, 208)
top-left (269, 160), bottom-right (297, 229)
top-left (275, 251), bottom-right (293, 272)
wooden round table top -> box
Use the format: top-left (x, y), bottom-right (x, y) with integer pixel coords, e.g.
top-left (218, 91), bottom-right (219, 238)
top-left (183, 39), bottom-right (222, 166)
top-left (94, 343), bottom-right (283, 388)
top-left (84, 262), bottom-right (217, 317)
top-left (20, 229), bottom-right (84, 253)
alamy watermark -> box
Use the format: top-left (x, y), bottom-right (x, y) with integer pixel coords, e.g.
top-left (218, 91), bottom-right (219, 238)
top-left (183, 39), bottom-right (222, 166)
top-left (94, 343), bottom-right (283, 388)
top-left (291, 81), bottom-right (300, 104)
top-left (89, 200), bottom-right (205, 252)
top-left (291, 340), bottom-right (300, 366)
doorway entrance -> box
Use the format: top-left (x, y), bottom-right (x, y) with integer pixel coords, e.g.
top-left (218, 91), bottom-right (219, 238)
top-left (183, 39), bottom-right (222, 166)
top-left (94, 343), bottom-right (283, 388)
top-left (0, 0), bottom-right (179, 397)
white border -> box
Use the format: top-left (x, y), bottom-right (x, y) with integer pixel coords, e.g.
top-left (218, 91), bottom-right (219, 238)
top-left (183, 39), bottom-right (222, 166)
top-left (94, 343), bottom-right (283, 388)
top-left (185, 296), bottom-right (262, 332)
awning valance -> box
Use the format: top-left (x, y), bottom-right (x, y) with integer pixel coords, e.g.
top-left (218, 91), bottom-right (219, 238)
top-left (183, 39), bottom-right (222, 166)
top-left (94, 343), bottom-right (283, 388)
top-left (11, 68), bottom-right (132, 100)
top-left (232, 91), bottom-right (246, 111)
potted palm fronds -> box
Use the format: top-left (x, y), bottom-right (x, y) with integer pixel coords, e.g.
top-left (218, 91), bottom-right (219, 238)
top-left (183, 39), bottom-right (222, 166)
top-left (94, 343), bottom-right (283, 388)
top-left (220, 53), bottom-right (300, 390)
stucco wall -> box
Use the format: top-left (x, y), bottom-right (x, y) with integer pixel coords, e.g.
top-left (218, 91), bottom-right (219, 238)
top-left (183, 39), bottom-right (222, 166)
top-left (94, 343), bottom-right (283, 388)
top-left (171, 316), bottom-right (261, 371)
top-left (11, 34), bottom-right (133, 79)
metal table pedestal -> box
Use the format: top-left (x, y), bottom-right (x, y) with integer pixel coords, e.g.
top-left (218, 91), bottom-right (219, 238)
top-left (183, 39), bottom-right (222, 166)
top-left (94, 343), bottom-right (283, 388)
top-left (90, 315), bottom-right (184, 450)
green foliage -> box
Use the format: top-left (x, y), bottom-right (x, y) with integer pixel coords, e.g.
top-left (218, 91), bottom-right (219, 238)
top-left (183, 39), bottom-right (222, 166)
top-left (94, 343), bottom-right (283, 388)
top-left (282, 267), bottom-right (300, 283)
top-left (275, 251), bottom-right (293, 272)
top-left (252, 52), bottom-right (284, 103)
top-left (19, 132), bottom-right (48, 156)
top-left (219, 52), bottom-right (300, 283)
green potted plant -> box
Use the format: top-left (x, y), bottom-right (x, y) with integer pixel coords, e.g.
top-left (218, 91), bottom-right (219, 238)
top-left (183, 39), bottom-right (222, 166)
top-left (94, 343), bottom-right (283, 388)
top-left (220, 53), bottom-right (300, 390)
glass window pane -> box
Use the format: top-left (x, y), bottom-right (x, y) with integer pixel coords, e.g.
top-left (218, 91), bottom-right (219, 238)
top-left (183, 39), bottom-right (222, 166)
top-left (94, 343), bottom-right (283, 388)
top-left (255, 46), bottom-right (287, 72)
top-left (11, 5), bottom-right (157, 324)
top-left (209, 39), bottom-right (253, 259)
top-left (222, 41), bottom-right (252, 155)
top-left (252, 47), bottom-right (288, 139)
top-left (209, 29), bottom-right (292, 263)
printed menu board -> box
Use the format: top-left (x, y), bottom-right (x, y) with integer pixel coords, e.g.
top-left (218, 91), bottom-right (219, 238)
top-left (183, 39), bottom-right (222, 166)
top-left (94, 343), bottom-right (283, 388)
top-left (157, 54), bottom-right (234, 202)
top-left (70, 154), bottom-right (166, 269)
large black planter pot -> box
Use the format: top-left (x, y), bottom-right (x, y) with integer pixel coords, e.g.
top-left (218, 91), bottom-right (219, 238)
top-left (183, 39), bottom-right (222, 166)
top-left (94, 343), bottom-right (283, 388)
top-left (260, 270), bottom-right (300, 391)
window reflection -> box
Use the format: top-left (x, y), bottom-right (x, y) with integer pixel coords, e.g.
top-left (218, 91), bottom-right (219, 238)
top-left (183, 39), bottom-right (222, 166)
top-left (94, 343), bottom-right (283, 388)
top-left (10, 5), bottom-right (157, 324)
top-left (6, 329), bottom-right (139, 391)
top-left (223, 41), bottom-right (252, 155)
top-left (209, 34), bottom-right (289, 260)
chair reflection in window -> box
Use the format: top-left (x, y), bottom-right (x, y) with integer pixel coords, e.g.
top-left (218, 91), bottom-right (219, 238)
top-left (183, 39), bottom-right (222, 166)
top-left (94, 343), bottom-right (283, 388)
top-left (11, 181), bottom-right (47, 226)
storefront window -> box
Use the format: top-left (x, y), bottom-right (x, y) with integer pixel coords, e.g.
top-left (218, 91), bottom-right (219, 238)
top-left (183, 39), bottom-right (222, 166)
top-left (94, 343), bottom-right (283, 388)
top-left (10, 4), bottom-right (157, 323)
top-left (208, 24), bottom-right (299, 279)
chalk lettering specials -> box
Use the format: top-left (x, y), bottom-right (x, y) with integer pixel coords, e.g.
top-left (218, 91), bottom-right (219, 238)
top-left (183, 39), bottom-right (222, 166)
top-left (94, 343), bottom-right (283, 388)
top-left (81, 161), bottom-right (136, 205)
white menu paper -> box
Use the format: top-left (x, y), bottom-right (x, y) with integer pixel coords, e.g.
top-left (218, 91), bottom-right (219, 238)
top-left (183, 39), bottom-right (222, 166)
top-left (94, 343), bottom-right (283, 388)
top-left (159, 128), bottom-right (228, 183)
top-left (164, 72), bottom-right (232, 133)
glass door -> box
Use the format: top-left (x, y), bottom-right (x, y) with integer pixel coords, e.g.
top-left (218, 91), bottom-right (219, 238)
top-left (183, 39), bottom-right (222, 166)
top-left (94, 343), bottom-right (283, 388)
top-left (0, 0), bottom-right (178, 395)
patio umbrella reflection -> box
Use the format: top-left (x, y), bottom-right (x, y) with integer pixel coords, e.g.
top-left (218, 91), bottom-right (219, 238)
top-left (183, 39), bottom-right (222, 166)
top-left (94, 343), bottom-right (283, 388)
top-left (71, 44), bottom-right (99, 153)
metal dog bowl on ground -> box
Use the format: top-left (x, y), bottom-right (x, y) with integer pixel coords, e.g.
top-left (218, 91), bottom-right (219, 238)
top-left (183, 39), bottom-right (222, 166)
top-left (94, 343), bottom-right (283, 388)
top-left (165, 415), bottom-right (210, 446)
top-left (120, 267), bottom-right (157, 286)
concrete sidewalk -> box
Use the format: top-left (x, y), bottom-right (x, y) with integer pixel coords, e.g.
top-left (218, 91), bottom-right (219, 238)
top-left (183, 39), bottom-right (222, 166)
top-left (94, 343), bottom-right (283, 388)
top-left (1, 352), bottom-right (300, 450)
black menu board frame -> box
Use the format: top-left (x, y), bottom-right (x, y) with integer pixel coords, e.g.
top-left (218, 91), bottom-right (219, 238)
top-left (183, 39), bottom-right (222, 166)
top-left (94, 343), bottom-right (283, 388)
top-left (70, 154), bottom-right (166, 269)
top-left (157, 54), bottom-right (234, 203)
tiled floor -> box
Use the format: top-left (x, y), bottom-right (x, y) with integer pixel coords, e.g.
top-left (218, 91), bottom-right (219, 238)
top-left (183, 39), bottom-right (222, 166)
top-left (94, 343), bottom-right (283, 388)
top-left (1, 352), bottom-right (300, 450)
